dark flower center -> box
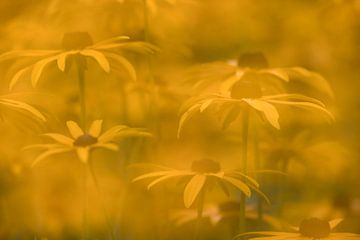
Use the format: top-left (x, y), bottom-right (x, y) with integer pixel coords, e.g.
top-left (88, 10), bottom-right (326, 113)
top-left (73, 134), bottom-right (98, 147)
top-left (230, 78), bottom-right (262, 99)
top-left (299, 218), bottom-right (331, 238)
top-left (238, 52), bottom-right (269, 69)
top-left (191, 159), bottom-right (221, 173)
top-left (62, 32), bottom-right (93, 50)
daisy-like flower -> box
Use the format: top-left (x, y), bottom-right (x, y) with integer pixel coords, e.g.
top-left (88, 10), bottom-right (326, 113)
top-left (178, 77), bottom-right (334, 137)
top-left (0, 32), bottom-right (158, 90)
top-left (235, 218), bottom-right (360, 240)
top-left (25, 120), bottom-right (151, 166)
top-left (132, 158), bottom-right (269, 208)
top-left (0, 94), bottom-right (45, 122)
top-left (188, 52), bottom-right (333, 99)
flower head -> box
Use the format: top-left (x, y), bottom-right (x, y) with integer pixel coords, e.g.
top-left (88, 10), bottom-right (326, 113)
top-left (188, 52), bottom-right (333, 99)
top-left (25, 120), bottom-right (151, 166)
top-left (0, 32), bottom-right (158, 90)
top-left (132, 158), bottom-right (269, 208)
top-left (177, 89), bottom-right (334, 137)
top-left (235, 218), bottom-right (360, 240)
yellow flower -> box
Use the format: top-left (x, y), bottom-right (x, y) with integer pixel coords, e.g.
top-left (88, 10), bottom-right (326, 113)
top-left (188, 53), bottom-right (333, 98)
top-left (235, 218), bottom-right (360, 240)
top-left (178, 78), bottom-right (334, 137)
top-left (0, 32), bottom-right (158, 90)
top-left (0, 94), bottom-right (45, 122)
top-left (132, 158), bottom-right (269, 208)
top-left (25, 120), bottom-right (151, 166)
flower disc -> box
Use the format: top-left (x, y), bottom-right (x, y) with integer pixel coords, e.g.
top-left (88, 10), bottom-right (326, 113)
top-left (191, 159), bottom-right (221, 173)
top-left (73, 134), bottom-right (98, 147)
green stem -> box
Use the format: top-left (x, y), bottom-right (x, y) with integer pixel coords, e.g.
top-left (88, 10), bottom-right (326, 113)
top-left (77, 57), bottom-right (87, 130)
top-left (253, 121), bottom-right (263, 225)
top-left (194, 187), bottom-right (206, 240)
top-left (143, 0), bottom-right (150, 42)
top-left (87, 161), bottom-right (116, 240)
top-left (239, 108), bottom-right (249, 233)
top-left (82, 163), bottom-right (89, 240)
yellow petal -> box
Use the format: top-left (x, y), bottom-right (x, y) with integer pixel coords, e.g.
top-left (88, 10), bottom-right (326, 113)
top-left (104, 52), bottom-right (137, 81)
top-left (80, 49), bottom-right (110, 73)
top-left (66, 121), bottom-right (84, 138)
top-left (184, 174), bottom-right (206, 208)
top-left (243, 99), bottom-right (280, 129)
top-left (223, 176), bottom-right (251, 197)
top-left (88, 120), bottom-right (103, 137)
top-left (31, 56), bottom-right (58, 87)
top-left (43, 133), bottom-right (74, 146)
top-left (0, 98), bottom-right (46, 121)
top-left (76, 147), bottom-right (89, 163)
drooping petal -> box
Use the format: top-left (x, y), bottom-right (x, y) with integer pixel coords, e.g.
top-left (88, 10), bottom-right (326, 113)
top-left (103, 52), bottom-right (137, 81)
top-left (43, 133), bottom-right (74, 146)
top-left (0, 50), bottom-right (60, 62)
top-left (0, 98), bottom-right (46, 121)
top-left (57, 51), bottom-right (78, 72)
top-left (243, 99), bottom-right (280, 129)
top-left (76, 147), bottom-right (89, 163)
top-left (88, 120), bottom-right (103, 137)
top-left (80, 49), bottom-right (110, 73)
top-left (66, 121), bottom-right (84, 138)
top-left (9, 66), bottom-right (32, 90)
top-left (265, 99), bottom-right (335, 122)
top-left (31, 148), bottom-right (72, 167)
top-left (92, 36), bottom-right (130, 47)
top-left (31, 56), bottom-right (58, 87)
top-left (184, 174), bottom-right (207, 208)
top-left (222, 176), bottom-right (251, 197)
top-left (219, 70), bottom-right (245, 94)
top-left (148, 172), bottom-right (193, 190)
top-left (177, 104), bottom-right (201, 138)
top-left (132, 171), bottom-right (174, 182)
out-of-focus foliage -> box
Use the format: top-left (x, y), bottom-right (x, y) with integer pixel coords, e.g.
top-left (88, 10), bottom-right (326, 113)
top-left (0, 0), bottom-right (360, 239)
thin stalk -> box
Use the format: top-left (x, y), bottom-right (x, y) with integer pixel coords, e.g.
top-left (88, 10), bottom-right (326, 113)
top-left (82, 163), bottom-right (89, 240)
top-left (193, 187), bottom-right (206, 240)
top-left (239, 108), bottom-right (249, 233)
top-left (76, 56), bottom-right (87, 130)
top-left (87, 161), bottom-right (116, 240)
top-left (76, 56), bottom-right (89, 240)
top-left (253, 121), bottom-right (263, 225)
top-left (277, 158), bottom-right (290, 217)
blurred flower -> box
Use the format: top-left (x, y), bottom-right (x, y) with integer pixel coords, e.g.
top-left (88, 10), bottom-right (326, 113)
top-left (187, 53), bottom-right (333, 99)
top-left (0, 32), bottom-right (158, 89)
top-left (25, 119), bottom-right (151, 165)
top-left (0, 94), bottom-right (45, 122)
top-left (235, 218), bottom-right (360, 240)
top-left (178, 77), bottom-right (334, 137)
top-left (133, 158), bottom-right (269, 208)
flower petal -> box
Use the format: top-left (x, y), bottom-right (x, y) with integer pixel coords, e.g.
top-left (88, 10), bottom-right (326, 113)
top-left (0, 98), bottom-right (46, 121)
top-left (80, 49), bottom-right (110, 73)
top-left (31, 56), bottom-right (58, 87)
top-left (76, 147), bottom-right (89, 163)
top-left (103, 52), bottom-right (137, 81)
top-left (93, 143), bottom-right (118, 151)
top-left (184, 174), bottom-right (206, 208)
top-left (222, 176), bottom-right (251, 197)
top-left (66, 121), bottom-right (84, 138)
top-left (31, 148), bottom-right (72, 167)
top-left (243, 99), bottom-right (280, 129)
top-left (57, 51), bottom-right (78, 72)
top-left (88, 120), bottom-right (103, 137)
top-left (43, 133), bottom-right (74, 146)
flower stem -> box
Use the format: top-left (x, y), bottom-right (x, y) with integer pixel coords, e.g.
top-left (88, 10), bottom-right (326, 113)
top-left (239, 108), bottom-right (249, 233)
top-left (253, 121), bottom-right (263, 225)
top-left (76, 56), bottom-right (87, 130)
top-left (194, 187), bottom-right (206, 240)
top-left (82, 163), bottom-right (89, 240)
top-left (87, 161), bottom-right (116, 240)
